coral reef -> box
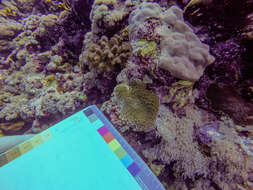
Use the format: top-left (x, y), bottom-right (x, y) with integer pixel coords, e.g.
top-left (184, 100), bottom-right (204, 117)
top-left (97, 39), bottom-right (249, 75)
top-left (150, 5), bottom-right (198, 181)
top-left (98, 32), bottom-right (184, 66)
top-left (0, 0), bottom-right (253, 189)
top-left (0, 0), bottom-right (92, 133)
top-left (0, 19), bottom-right (22, 57)
top-left (129, 2), bottom-right (214, 81)
top-left (114, 81), bottom-right (160, 132)
top-left (143, 105), bottom-right (210, 180)
top-left (162, 80), bottom-right (194, 111)
top-left (90, 0), bottom-right (136, 37)
top-left (85, 34), bottom-right (131, 76)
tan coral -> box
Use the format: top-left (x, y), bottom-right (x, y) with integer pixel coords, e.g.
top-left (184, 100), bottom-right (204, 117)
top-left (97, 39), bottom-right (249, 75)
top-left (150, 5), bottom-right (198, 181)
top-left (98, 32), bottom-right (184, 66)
top-left (85, 34), bottom-right (131, 75)
top-left (129, 2), bottom-right (214, 81)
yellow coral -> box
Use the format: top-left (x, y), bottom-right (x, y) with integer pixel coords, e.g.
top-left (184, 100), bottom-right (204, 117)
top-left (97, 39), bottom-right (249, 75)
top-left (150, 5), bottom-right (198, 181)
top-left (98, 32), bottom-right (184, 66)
top-left (0, 7), bottom-right (17, 17)
top-left (115, 81), bottom-right (160, 132)
top-left (163, 80), bottom-right (193, 110)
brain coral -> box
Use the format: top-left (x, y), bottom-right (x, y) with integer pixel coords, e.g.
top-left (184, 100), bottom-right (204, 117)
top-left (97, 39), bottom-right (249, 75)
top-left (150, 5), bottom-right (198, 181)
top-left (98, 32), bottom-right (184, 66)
top-left (114, 81), bottom-right (160, 132)
top-left (129, 2), bottom-right (215, 81)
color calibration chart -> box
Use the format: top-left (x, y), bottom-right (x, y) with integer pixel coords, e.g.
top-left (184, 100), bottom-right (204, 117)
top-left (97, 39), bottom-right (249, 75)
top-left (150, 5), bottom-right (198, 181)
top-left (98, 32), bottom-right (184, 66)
top-left (0, 105), bottom-right (165, 190)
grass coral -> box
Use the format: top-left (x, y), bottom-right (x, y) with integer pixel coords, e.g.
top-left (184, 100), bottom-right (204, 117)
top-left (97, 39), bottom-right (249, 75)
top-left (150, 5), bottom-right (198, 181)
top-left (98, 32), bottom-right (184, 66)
top-left (163, 80), bottom-right (194, 110)
top-left (85, 34), bottom-right (132, 75)
top-left (114, 81), bottom-right (160, 132)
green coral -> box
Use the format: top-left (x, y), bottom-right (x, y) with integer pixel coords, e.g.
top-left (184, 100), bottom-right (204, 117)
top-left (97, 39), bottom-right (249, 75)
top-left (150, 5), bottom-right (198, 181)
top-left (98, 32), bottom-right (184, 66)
top-left (163, 80), bottom-right (193, 110)
top-left (115, 81), bottom-right (160, 132)
top-left (136, 39), bottom-right (157, 57)
top-left (85, 34), bottom-right (132, 74)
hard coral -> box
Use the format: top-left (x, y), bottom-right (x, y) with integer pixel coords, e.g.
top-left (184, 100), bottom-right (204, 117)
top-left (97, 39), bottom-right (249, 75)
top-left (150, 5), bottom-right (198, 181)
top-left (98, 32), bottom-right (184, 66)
top-left (162, 80), bottom-right (194, 111)
top-left (129, 2), bottom-right (214, 82)
top-left (85, 34), bottom-right (131, 76)
top-left (90, 0), bottom-right (136, 36)
top-left (114, 81), bottom-right (160, 132)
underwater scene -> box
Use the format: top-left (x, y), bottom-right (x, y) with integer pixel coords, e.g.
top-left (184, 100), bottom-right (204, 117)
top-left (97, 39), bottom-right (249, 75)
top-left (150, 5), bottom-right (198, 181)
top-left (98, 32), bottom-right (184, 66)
top-left (0, 0), bottom-right (253, 189)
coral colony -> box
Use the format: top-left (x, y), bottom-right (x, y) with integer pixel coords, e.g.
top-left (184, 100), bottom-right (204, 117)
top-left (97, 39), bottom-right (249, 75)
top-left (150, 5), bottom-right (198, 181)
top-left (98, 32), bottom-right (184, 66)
top-left (0, 0), bottom-right (253, 189)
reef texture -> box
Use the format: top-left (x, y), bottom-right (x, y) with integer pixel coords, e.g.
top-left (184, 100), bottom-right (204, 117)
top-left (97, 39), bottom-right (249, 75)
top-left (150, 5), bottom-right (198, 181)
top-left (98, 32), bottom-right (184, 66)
top-left (114, 81), bottom-right (160, 132)
top-left (129, 2), bottom-right (215, 81)
top-left (0, 0), bottom-right (253, 189)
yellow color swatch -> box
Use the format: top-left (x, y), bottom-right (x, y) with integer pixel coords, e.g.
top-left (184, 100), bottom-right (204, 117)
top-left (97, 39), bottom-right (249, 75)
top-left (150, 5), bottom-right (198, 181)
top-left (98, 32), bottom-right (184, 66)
top-left (108, 139), bottom-right (121, 151)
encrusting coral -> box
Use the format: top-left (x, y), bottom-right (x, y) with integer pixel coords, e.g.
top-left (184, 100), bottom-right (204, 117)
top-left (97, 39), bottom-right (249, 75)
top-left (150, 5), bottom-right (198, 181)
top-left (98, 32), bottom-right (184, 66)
top-left (114, 81), bottom-right (160, 132)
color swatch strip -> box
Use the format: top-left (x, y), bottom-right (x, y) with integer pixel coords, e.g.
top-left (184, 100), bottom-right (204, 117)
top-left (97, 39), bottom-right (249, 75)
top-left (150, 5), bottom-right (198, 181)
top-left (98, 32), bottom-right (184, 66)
top-left (83, 109), bottom-right (141, 177)
top-left (0, 130), bottom-right (52, 167)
